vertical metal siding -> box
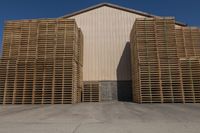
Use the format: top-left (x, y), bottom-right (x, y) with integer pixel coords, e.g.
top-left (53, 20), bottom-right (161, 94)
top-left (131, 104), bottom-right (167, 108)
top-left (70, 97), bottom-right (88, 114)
top-left (69, 6), bottom-right (144, 81)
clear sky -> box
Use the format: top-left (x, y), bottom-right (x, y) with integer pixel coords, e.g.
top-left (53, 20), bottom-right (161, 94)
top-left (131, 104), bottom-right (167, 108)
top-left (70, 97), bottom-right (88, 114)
top-left (0, 0), bottom-right (200, 53)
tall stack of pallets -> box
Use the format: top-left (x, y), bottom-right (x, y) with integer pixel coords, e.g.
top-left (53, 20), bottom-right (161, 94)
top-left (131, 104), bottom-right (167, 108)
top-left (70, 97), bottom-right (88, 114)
top-left (176, 27), bottom-right (200, 103)
top-left (130, 17), bottom-right (200, 103)
top-left (0, 19), bottom-right (83, 104)
top-left (82, 81), bottom-right (100, 102)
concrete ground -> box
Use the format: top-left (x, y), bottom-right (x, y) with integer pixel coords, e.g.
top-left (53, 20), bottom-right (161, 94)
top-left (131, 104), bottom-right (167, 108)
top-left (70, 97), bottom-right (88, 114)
top-left (0, 101), bottom-right (200, 133)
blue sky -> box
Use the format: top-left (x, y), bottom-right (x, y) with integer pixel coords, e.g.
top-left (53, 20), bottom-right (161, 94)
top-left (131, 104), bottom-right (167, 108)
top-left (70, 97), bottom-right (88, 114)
top-left (0, 0), bottom-right (200, 53)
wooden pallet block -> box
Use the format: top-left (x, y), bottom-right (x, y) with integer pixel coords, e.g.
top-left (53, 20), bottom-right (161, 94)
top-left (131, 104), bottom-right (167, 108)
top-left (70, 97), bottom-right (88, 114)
top-left (131, 17), bottom-right (200, 103)
top-left (131, 18), bottom-right (182, 103)
top-left (82, 81), bottom-right (100, 102)
top-left (0, 19), bottom-right (83, 104)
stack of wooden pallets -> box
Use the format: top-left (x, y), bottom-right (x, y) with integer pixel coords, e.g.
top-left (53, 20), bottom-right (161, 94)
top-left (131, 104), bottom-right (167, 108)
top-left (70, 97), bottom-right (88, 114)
top-left (176, 27), bottom-right (200, 103)
top-left (179, 58), bottom-right (200, 103)
top-left (82, 81), bottom-right (100, 102)
top-left (0, 19), bottom-right (83, 104)
top-left (130, 17), bottom-right (200, 103)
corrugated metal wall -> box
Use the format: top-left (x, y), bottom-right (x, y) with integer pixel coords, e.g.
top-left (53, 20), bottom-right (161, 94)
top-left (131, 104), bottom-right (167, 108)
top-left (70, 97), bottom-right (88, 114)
top-left (69, 6), bottom-right (144, 81)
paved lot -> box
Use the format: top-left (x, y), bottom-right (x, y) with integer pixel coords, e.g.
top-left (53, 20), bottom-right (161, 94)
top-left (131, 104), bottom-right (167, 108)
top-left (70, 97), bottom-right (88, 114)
top-left (0, 101), bottom-right (200, 133)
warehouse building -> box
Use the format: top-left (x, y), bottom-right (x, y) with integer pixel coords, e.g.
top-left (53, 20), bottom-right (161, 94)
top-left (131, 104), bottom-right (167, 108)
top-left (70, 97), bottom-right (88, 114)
top-left (1, 3), bottom-right (200, 104)
top-left (61, 3), bottom-right (186, 101)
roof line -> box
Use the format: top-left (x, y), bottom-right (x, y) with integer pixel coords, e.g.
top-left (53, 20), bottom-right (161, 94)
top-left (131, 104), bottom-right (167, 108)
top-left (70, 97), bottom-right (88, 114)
top-left (61, 3), bottom-right (187, 26)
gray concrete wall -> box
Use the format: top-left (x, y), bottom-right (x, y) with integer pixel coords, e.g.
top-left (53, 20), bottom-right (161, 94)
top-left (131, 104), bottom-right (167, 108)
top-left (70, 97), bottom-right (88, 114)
top-left (100, 81), bottom-right (117, 101)
top-left (99, 81), bottom-right (132, 101)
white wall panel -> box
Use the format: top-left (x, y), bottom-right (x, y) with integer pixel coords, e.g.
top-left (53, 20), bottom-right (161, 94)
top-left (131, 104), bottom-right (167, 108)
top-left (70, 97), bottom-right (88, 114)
top-left (69, 6), bottom-right (144, 81)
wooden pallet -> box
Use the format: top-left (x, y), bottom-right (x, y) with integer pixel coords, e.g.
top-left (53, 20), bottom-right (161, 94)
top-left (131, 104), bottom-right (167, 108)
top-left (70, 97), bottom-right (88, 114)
top-left (179, 58), bottom-right (200, 103)
top-left (0, 19), bottom-right (83, 104)
top-left (130, 17), bottom-right (200, 103)
top-left (176, 27), bottom-right (200, 57)
top-left (82, 81), bottom-right (100, 102)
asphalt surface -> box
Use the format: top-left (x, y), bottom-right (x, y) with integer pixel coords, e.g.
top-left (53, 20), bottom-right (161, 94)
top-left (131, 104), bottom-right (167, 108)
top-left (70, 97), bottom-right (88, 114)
top-left (0, 101), bottom-right (200, 133)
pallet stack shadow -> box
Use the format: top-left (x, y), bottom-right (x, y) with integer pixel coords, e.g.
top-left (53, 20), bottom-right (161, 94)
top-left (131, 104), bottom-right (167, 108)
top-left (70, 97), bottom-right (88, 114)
top-left (0, 19), bottom-right (83, 104)
top-left (82, 81), bottom-right (100, 102)
top-left (130, 17), bottom-right (200, 103)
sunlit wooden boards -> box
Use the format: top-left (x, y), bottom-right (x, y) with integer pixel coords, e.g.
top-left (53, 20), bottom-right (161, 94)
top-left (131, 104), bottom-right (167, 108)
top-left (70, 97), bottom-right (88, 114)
top-left (176, 27), bottom-right (200, 103)
top-left (0, 19), bottom-right (83, 104)
top-left (82, 81), bottom-right (100, 102)
top-left (130, 17), bottom-right (200, 103)
top-left (179, 58), bottom-right (200, 103)
top-left (176, 27), bottom-right (200, 58)
top-left (130, 17), bottom-right (180, 103)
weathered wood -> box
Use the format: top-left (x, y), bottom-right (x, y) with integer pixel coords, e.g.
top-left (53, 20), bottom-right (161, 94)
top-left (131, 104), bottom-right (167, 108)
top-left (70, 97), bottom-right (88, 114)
top-left (0, 19), bottom-right (83, 104)
top-left (130, 17), bottom-right (200, 103)
top-left (82, 81), bottom-right (100, 102)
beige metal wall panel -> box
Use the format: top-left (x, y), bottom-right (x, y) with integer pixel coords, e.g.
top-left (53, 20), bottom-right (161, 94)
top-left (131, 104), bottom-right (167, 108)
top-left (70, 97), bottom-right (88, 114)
top-left (69, 6), bottom-right (145, 81)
